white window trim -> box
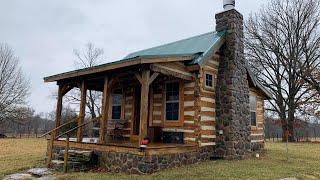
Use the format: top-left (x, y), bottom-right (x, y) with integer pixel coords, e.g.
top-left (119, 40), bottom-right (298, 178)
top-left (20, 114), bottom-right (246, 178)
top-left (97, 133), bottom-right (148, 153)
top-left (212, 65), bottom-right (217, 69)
top-left (164, 81), bottom-right (181, 122)
top-left (250, 95), bottom-right (257, 127)
top-left (111, 89), bottom-right (123, 120)
top-left (204, 72), bottom-right (215, 90)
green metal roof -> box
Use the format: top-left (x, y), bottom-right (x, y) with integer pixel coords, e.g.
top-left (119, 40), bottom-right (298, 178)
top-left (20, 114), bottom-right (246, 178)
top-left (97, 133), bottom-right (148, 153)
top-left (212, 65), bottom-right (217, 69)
top-left (124, 31), bottom-right (226, 64)
top-left (44, 31), bottom-right (226, 82)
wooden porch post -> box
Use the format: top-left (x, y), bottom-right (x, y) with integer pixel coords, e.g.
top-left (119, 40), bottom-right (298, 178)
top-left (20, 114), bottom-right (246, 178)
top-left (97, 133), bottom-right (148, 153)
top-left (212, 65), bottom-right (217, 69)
top-left (99, 76), bottom-right (109, 144)
top-left (47, 84), bottom-right (63, 167)
top-left (139, 70), bottom-right (150, 145)
top-left (54, 85), bottom-right (63, 138)
top-left (135, 70), bottom-right (159, 146)
top-left (77, 81), bottom-right (87, 142)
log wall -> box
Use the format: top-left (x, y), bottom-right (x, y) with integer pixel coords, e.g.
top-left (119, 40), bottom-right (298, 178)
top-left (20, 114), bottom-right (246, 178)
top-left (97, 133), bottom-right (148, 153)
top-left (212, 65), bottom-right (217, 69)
top-left (148, 75), bottom-right (197, 144)
top-left (250, 89), bottom-right (265, 150)
top-left (197, 55), bottom-right (219, 147)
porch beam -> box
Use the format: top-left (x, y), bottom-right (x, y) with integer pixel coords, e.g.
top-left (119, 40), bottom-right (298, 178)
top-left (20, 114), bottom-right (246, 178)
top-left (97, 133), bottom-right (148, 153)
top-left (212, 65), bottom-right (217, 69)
top-left (150, 64), bottom-right (194, 81)
top-left (77, 80), bottom-right (87, 142)
top-left (61, 85), bottom-right (73, 96)
top-left (99, 76), bottom-right (110, 144)
top-left (148, 73), bottom-right (159, 85)
top-left (135, 73), bottom-right (143, 84)
top-left (139, 70), bottom-right (150, 145)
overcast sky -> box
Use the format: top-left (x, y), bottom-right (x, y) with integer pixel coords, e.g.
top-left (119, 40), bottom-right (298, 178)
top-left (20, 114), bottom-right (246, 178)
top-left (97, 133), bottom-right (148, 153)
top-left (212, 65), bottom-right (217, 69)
top-left (0, 0), bottom-right (269, 114)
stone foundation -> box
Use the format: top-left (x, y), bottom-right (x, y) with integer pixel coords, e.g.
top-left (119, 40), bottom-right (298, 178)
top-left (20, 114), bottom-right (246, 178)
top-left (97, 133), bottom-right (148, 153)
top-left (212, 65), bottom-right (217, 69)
top-left (51, 145), bottom-right (214, 174)
top-left (97, 146), bottom-right (214, 174)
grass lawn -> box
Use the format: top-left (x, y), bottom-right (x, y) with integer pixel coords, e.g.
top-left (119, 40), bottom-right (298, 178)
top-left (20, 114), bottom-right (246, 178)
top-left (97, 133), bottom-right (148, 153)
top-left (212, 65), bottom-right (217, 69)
top-left (0, 138), bottom-right (47, 179)
top-left (1, 139), bottom-right (320, 179)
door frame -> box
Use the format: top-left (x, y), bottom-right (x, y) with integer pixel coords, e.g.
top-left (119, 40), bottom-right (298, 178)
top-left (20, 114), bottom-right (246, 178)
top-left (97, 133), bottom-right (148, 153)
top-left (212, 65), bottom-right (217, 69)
top-left (130, 85), bottom-right (141, 141)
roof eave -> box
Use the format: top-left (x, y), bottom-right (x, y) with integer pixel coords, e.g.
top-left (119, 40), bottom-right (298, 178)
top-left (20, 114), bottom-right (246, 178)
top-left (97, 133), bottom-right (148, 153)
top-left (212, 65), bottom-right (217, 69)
top-left (44, 54), bottom-right (195, 83)
top-left (246, 68), bottom-right (273, 99)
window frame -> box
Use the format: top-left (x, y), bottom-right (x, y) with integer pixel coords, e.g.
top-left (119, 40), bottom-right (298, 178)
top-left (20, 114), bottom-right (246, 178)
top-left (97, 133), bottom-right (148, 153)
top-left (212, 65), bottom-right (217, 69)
top-left (109, 88), bottom-right (125, 120)
top-left (249, 95), bottom-right (257, 127)
top-left (163, 80), bottom-right (184, 127)
top-left (204, 71), bottom-right (215, 90)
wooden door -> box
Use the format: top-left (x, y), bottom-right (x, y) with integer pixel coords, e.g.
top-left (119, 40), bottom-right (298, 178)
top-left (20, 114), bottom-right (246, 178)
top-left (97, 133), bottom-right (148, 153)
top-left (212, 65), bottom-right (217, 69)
top-left (132, 86), bottom-right (141, 136)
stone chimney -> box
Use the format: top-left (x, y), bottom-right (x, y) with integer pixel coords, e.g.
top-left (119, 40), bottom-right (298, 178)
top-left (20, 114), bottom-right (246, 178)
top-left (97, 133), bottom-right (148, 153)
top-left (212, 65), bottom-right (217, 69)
top-left (214, 1), bottom-right (251, 159)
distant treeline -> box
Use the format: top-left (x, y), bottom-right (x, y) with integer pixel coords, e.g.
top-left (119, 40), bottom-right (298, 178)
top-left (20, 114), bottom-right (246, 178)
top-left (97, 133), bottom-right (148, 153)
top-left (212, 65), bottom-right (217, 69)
top-left (0, 115), bottom-right (54, 138)
top-left (265, 118), bottom-right (320, 141)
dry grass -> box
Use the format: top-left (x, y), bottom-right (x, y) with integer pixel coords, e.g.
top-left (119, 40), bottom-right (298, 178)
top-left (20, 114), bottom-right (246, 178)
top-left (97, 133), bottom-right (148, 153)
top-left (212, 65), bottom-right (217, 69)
top-left (57, 143), bottom-right (320, 180)
top-left (0, 138), bottom-right (47, 178)
top-left (1, 138), bottom-right (320, 179)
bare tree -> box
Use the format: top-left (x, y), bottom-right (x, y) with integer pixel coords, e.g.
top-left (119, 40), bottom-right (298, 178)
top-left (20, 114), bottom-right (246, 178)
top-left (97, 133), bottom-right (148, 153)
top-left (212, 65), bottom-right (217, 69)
top-left (64, 43), bottom-right (104, 118)
top-left (0, 44), bottom-right (30, 124)
top-left (245, 0), bottom-right (320, 141)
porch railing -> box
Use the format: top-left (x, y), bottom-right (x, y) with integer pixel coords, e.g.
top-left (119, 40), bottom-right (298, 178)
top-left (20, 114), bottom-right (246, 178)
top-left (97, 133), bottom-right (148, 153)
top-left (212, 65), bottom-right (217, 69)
top-left (39, 116), bottom-right (101, 173)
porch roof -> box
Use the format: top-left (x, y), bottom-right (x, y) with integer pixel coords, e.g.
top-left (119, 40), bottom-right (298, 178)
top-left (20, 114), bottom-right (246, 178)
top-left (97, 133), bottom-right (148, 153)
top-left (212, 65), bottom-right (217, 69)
top-left (44, 31), bottom-right (226, 83)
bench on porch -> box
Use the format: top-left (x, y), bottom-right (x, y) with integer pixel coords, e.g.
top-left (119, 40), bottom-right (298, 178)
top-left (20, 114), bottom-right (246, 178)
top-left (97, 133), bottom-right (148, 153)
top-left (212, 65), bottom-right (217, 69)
top-left (106, 119), bottom-right (128, 141)
top-left (92, 119), bottom-right (129, 141)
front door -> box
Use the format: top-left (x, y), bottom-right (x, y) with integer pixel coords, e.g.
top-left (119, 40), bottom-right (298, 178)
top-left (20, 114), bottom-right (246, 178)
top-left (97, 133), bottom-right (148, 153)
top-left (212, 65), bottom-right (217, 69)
top-left (132, 86), bottom-right (141, 136)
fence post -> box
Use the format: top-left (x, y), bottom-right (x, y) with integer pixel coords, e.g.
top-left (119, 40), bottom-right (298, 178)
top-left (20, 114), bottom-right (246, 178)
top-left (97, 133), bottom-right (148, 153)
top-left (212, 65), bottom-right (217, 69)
top-left (47, 133), bottom-right (55, 167)
top-left (272, 133), bottom-right (274, 142)
top-left (64, 134), bottom-right (70, 173)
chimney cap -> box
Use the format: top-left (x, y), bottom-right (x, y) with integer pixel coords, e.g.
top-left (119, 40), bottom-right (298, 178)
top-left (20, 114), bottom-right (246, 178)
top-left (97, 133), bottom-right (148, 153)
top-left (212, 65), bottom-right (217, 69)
top-left (223, 0), bottom-right (235, 11)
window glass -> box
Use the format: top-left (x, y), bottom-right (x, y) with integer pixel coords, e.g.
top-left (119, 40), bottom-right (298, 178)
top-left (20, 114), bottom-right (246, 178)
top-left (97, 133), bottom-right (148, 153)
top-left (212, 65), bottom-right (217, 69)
top-left (112, 89), bottom-right (122, 119)
top-left (205, 73), bottom-right (213, 87)
top-left (165, 82), bottom-right (180, 121)
top-left (249, 95), bottom-right (257, 126)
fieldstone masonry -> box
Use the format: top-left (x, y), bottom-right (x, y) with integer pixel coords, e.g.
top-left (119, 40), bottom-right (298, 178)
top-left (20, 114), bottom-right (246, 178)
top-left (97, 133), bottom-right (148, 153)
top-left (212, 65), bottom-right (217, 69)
top-left (97, 146), bottom-right (214, 174)
top-left (50, 145), bottom-right (214, 174)
top-left (214, 9), bottom-right (252, 159)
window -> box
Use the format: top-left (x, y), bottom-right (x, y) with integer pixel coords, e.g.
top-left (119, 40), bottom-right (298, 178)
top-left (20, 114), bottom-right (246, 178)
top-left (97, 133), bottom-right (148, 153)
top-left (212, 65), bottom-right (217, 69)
top-left (165, 82), bottom-right (180, 121)
top-left (250, 95), bottom-right (257, 126)
top-left (205, 73), bottom-right (214, 88)
top-left (111, 89), bottom-right (122, 120)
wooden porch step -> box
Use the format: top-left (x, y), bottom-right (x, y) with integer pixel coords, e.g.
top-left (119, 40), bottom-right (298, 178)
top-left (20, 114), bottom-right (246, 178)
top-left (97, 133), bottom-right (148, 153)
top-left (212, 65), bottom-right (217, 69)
top-left (50, 160), bottom-right (90, 172)
top-left (51, 149), bottom-right (97, 172)
top-left (58, 150), bottom-right (93, 162)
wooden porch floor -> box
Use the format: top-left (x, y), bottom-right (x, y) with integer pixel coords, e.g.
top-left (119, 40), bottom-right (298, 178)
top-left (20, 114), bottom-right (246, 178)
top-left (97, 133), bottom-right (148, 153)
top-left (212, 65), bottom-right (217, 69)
top-left (54, 138), bottom-right (198, 156)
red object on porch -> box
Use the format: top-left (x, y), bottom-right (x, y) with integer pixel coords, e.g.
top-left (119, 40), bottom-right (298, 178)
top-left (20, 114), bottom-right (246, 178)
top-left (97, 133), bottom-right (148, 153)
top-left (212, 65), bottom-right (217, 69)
top-left (141, 139), bottom-right (150, 145)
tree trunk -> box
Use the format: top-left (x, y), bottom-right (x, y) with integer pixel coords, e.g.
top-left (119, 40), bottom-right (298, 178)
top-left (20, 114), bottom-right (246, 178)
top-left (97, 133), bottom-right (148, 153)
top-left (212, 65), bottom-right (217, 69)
top-left (88, 90), bottom-right (96, 119)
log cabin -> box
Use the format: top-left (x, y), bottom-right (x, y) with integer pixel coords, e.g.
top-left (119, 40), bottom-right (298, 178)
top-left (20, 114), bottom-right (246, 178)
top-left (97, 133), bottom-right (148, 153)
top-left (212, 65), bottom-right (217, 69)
top-left (43, 1), bottom-right (271, 174)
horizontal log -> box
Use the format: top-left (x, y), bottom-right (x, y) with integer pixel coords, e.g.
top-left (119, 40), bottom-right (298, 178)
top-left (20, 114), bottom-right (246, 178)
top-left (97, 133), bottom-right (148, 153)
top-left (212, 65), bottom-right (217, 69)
top-left (200, 111), bottom-right (216, 117)
top-left (184, 106), bottom-right (195, 111)
top-left (200, 97), bottom-right (215, 103)
top-left (184, 111), bottom-right (195, 116)
top-left (201, 121), bottom-right (216, 126)
top-left (184, 116), bottom-right (195, 121)
top-left (201, 134), bottom-right (216, 139)
top-left (150, 64), bottom-right (194, 81)
top-left (184, 96), bottom-right (196, 101)
top-left (201, 107), bottom-right (215, 112)
top-left (184, 101), bottom-right (195, 107)
top-left (201, 126), bottom-right (215, 131)
top-left (201, 130), bottom-right (216, 135)
top-left (199, 142), bottom-right (216, 147)
top-left (200, 116), bottom-right (216, 122)
top-left (184, 82), bottom-right (195, 88)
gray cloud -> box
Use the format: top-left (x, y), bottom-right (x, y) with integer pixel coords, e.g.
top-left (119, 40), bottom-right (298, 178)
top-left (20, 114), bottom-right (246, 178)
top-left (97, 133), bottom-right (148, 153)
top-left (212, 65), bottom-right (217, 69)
top-left (0, 0), bottom-right (269, 114)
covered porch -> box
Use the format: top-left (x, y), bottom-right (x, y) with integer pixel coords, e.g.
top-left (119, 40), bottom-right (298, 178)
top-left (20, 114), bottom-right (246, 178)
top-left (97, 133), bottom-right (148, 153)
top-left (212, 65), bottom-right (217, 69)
top-left (45, 60), bottom-right (198, 165)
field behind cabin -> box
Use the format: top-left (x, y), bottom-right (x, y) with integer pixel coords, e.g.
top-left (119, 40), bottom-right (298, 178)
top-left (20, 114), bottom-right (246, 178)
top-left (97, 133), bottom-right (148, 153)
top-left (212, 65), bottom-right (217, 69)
top-left (0, 138), bottom-right (47, 178)
top-left (1, 138), bottom-right (320, 179)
